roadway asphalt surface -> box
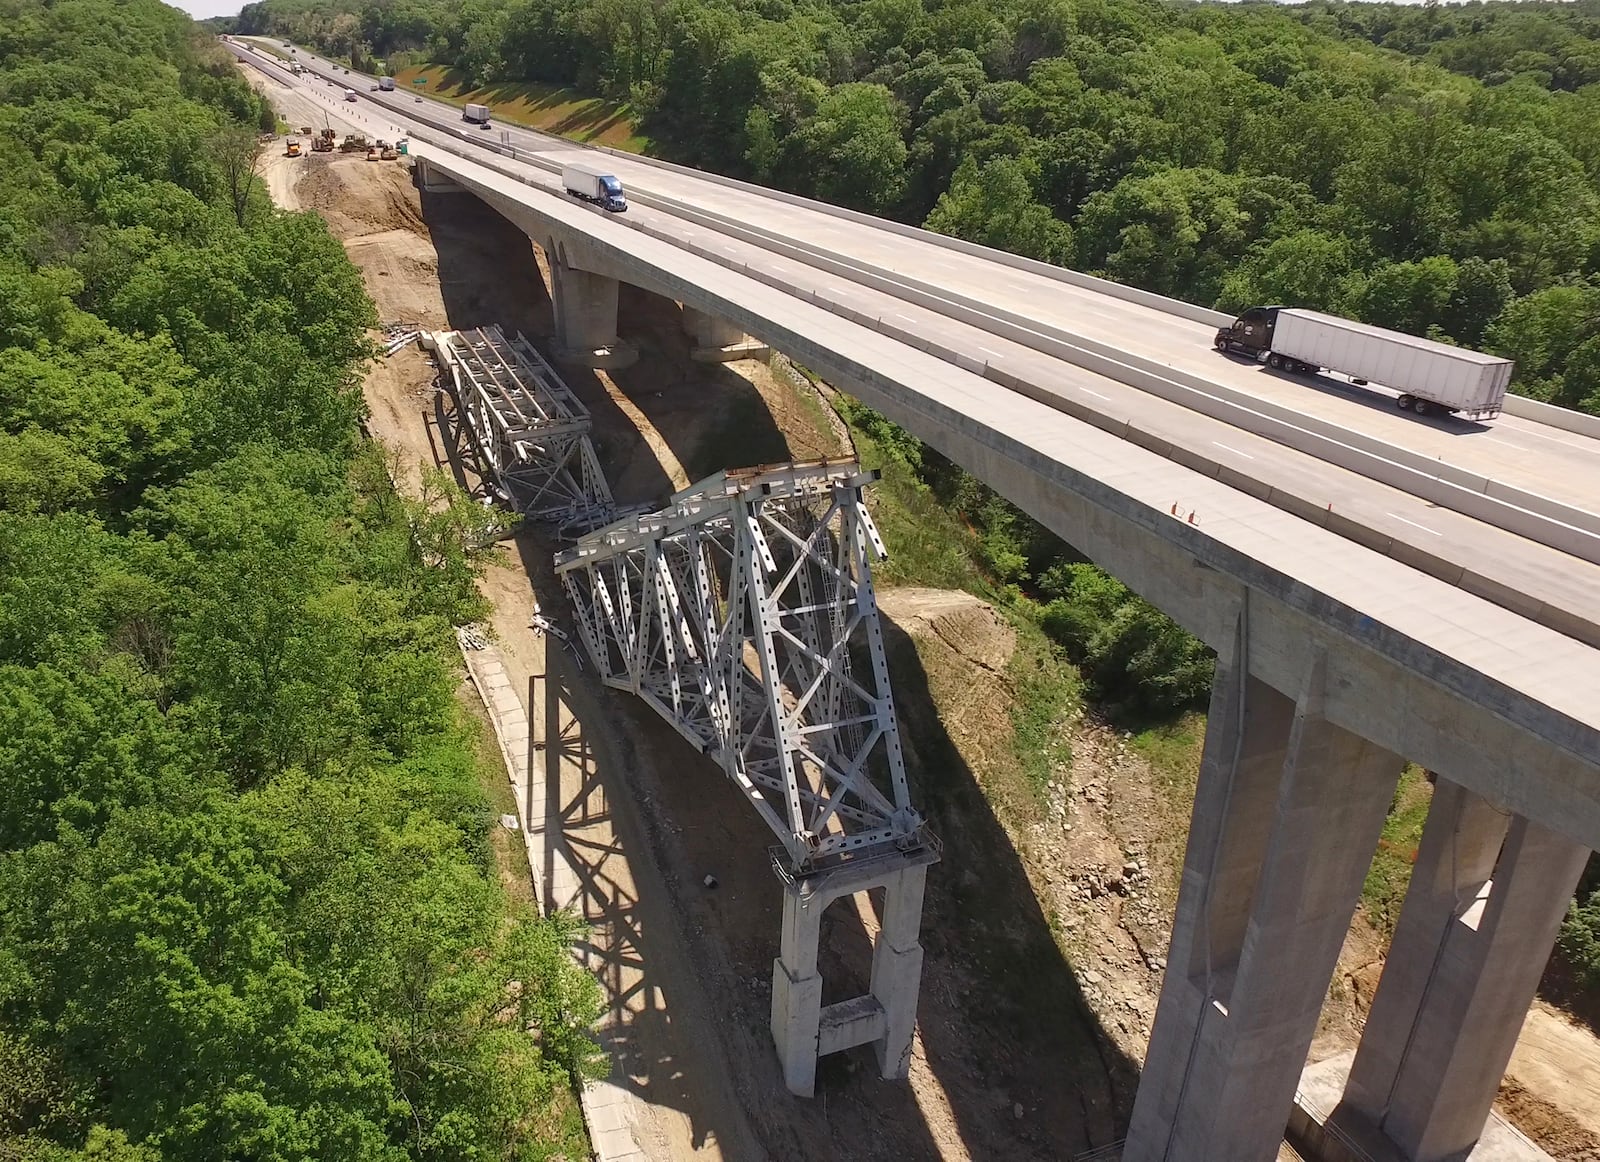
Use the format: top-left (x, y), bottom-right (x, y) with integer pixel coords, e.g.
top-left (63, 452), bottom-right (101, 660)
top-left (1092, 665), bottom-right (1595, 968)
top-left (236, 41), bottom-right (1600, 649)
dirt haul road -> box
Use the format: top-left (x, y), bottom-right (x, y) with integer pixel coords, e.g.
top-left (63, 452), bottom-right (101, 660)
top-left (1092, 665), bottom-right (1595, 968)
top-left (245, 74), bottom-right (1600, 1157)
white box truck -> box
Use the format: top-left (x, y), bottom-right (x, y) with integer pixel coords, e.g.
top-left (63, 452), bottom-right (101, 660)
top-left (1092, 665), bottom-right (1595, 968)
top-left (1215, 306), bottom-right (1514, 420)
top-left (561, 161), bottom-right (628, 213)
top-left (378, 75), bottom-right (395, 91)
top-left (463, 103), bottom-right (491, 125)
top-left (343, 88), bottom-right (357, 102)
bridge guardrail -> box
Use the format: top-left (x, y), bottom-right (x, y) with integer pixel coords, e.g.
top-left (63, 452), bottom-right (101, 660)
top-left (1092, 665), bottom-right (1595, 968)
top-left (599, 181), bottom-right (1600, 570)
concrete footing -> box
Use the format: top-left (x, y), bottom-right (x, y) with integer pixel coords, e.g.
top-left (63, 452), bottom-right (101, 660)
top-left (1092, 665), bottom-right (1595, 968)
top-left (770, 848), bottom-right (938, 1097)
top-left (1291, 1053), bottom-right (1549, 1162)
top-left (683, 304), bottom-right (769, 362)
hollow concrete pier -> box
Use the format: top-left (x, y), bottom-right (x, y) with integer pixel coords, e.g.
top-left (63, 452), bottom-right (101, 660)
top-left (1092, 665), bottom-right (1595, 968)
top-left (1126, 628), bottom-right (1593, 1161)
top-left (682, 304), bottom-right (769, 362)
top-left (543, 235), bottom-right (637, 369)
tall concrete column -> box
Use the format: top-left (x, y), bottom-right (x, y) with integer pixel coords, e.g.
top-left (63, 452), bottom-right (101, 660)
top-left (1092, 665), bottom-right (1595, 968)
top-left (1125, 623), bottom-right (1402, 1162)
top-left (681, 304), bottom-right (769, 362)
top-left (546, 236), bottom-right (637, 369)
top-left (1341, 781), bottom-right (1590, 1160)
top-left (868, 863), bottom-right (929, 1081)
top-left (771, 879), bottom-right (826, 1097)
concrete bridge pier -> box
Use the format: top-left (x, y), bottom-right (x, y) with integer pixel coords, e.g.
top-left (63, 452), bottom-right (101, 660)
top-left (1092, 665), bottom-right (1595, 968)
top-left (1335, 779), bottom-right (1590, 1160)
top-left (412, 156), bottom-right (464, 193)
top-left (771, 850), bottom-right (936, 1097)
top-left (545, 235), bottom-right (637, 370)
top-left (681, 304), bottom-right (770, 363)
top-left (1124, 618), bottom-right (1402, 1162)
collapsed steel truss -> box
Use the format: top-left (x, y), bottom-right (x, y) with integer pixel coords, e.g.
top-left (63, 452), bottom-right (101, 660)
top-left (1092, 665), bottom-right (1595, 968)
top-left (435, 326), bottom-right (616, 533)
top-left (555, 459), bottom-right (929, 873)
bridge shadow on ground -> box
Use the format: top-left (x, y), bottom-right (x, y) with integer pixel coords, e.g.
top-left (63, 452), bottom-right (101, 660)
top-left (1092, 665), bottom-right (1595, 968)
top-left (524, 635), bottom-right (766, 1156)
top-left (504, 536), bottom-right (1136, 1160)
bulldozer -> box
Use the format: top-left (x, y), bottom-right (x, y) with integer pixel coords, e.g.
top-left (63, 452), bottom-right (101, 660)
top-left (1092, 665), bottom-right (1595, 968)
top-left (284, 138), bottom-right (302, 158)
top-left (310, 128), bottom-right (335, 153)
top-left (380, 141), bottom-right (399, 161)
top-left (339, 133), bottom-right (368, 153)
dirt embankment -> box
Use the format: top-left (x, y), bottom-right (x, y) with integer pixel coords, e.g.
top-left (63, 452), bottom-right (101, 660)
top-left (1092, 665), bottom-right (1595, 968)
top-left (263, 147), bottom-right (1600, 1162)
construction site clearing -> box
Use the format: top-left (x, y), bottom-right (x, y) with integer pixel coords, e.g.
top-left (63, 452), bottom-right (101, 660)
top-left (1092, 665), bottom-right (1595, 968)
top-left (242, 68), bottom-right (1600, 1161)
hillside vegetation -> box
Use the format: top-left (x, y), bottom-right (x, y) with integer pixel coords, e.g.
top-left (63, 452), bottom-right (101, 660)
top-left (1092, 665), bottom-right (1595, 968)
top-left (233, 0), bottom-right (1600, 414)
top-left (0, 2), bottom-right (599, 1158)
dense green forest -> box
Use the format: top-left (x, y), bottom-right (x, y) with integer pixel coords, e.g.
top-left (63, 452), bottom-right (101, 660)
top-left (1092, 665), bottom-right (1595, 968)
top-left (231, 0), bottom-right (1600, 415)
top-left (0, 1), bottom-right (599, 1158)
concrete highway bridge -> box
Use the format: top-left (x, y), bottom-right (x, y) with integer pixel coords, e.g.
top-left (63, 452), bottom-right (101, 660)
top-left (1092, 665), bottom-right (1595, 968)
top-left (233, 41), bottom-right (1600, 1162)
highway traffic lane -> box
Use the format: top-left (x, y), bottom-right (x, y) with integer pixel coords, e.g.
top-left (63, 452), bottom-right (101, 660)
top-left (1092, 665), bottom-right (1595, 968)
top-left (530, 152), bottom-right (1600, 513)
top-left (256, 57), bottom-right (1600, 638)
top-left (287, 137), bottom-right (1600, 794)
top-left (387, 130), bottom-right (1600, 644)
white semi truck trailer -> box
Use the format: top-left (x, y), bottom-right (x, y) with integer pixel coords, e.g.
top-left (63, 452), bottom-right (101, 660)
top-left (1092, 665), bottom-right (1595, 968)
top-left (1215, 306), bottom-right (1514, 421)
top-left (561, 161), bottom-right (628, 213)
top-left (463, 103), bottom-right (491, 125)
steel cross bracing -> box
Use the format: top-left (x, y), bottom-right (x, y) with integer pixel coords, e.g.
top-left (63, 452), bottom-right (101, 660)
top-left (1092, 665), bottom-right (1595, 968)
top-left (435, 325), bottom-right (617, 534)
top-left (555, 459), bottom-right (930, 872)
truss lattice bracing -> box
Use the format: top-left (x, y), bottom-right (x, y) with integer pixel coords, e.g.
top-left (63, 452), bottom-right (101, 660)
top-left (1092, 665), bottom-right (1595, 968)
top-left (435, 326), bottom-right (617, 534)
top-left (555, 459), bottom-right (929, 873)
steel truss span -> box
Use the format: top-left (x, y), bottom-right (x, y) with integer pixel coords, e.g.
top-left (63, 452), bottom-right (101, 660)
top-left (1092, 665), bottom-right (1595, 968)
top-left (555, 458), bottom-right (931, 873)
top-left (435, 325), bottom-right (618, 534)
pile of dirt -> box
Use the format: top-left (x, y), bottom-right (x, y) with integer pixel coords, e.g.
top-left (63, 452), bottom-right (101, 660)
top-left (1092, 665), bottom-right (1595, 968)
top-left (297, 154), bottom-right (430, 239)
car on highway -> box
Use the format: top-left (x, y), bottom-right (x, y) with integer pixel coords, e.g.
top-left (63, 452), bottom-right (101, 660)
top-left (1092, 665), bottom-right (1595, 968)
top-left (415, 96), bottom-right (422, 102)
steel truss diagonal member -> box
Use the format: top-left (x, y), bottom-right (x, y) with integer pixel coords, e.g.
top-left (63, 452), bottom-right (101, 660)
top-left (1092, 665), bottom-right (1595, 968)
top-left (555, 458), bottom-right (940, 1095)
top-left (434, 325), bottom-right (618, 534)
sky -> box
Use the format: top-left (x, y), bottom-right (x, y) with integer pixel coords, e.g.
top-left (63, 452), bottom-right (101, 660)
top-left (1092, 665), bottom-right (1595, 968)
top-left (171, 0), bottom-right (243, 19)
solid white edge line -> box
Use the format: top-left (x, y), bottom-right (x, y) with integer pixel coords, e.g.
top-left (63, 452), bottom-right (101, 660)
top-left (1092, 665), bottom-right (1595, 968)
top-left (1388, 512), bottom-right (1443, 536)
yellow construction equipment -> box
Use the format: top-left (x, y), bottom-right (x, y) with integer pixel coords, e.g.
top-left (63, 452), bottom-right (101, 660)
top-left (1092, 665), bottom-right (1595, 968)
top-left (339, 133), bottom-right (367, 153)
top-left (285, 138), bottom-right (302, 158)
top-left (310, 128), bottom-right (335, 152)
top-left (380, 142), bottom-right (398, 161)
top-left (365, 144), bottom-right (380, 161)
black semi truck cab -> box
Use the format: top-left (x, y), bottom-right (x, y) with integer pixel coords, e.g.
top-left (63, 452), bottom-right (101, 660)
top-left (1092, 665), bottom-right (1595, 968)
top-left (1214, 306), bottom-right (1280, 357)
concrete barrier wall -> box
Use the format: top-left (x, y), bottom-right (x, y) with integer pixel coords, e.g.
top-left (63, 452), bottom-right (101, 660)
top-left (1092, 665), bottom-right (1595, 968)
top-left (609, 183), bottom-right (1600, 568)
top-left (1503, 392), bottom-right (1600, 438)
top-left (584, 145), bottom-right (1235, 329)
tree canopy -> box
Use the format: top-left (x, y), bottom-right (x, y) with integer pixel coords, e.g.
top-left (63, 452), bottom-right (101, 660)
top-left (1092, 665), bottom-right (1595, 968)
top-left (0, 2), bottom-right (598, 1158)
